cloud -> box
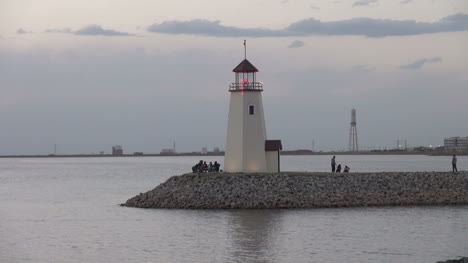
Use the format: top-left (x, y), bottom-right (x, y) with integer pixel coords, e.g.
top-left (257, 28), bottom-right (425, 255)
top-left (148, 19), bottom-right (277, 37)
top-left (288, 40), bottom-right (304, 48)
top-left (310, 4), bottom-right (320, 10)
top-left (46, 25), bottom-right (132, 36)
top-left (46, 28), bottom-right (72, 33)
top-left (399, 57), bottom-right (442, 70)
top-left (400, 0), bottom-right (412, 4)
top-left (17, 28), bottom-right (28, 34)
top-left (146, 13), bottom-right (468, 38)
top-left (352, 0), bottom-right (378, 7)
top-left (351, 65), bottom-right (376, 72)
top-left (75, 25), bottom-right (131, 36)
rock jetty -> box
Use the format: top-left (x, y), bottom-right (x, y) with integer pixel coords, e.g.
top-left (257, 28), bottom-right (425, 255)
top-left (436, 257), bottom-right (468, 263)
top-left (122, 172), bottom-right (468, 209)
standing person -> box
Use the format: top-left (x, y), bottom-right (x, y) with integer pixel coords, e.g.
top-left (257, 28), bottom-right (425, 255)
top-left (331, 156), bottom-right (336, 172)
top-left (452, 155), bottom-right (458, 172)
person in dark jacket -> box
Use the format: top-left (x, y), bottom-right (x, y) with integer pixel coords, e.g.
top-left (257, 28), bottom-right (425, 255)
top-left (452, 155), bottom-right (458, 172)
top-left (214, 161), bottom-right (220, 172)
top-left (331, 156), bottom-right (336, 172)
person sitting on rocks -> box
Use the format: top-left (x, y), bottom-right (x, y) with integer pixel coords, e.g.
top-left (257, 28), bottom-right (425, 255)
top-left (344, 166), bottom-right (350, 173)
top-left (208, 162), bottom-right (214, 172)
top-left (336, 164), bottom-right (342, 173)
top-left (196, 160), bottom-right (204, 173)
top-left (214, 161), bottom-right (220, 172)
top-left (202, 161), bottom-right (208, 172)
top-left (192, 160), bottom-right (202, 173)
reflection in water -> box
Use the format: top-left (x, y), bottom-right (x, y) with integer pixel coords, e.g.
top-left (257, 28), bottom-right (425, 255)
top-left (225, 210), bottom-right (283, 263)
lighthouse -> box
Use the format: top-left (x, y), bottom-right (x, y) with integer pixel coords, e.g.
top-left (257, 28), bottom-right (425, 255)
top-left (224, 42), bottom-right (282, 173)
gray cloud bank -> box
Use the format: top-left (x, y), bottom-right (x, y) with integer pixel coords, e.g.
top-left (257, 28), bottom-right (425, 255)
top-left (352, 64), bottom-right (376, 72)
top-left (288, 40), bottom-right (304, 48)
top-left (310, 4), bottom-right (320, 10)
top-left (17, 28), bottom-right (28, 34)
top-left (399, 57), bottom-right (442, 70)
top-left (47, 25), bottom-right (132, 36)
top-left (147, 13), bottom-right (468, 37)
top-left (352, 0), bottom-right (378, 7)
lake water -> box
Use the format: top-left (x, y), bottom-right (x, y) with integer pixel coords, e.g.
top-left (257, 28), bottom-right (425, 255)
top-left (0, 155), bottom-right (467, 263)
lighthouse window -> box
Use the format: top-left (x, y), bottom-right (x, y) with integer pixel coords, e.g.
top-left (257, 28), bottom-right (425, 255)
top-left (249, 105), bottom-right (255, 115)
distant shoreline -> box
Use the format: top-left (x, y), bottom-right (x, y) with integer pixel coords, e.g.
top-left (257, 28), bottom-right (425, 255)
top-left (0, 151), bottom-right (466, 158)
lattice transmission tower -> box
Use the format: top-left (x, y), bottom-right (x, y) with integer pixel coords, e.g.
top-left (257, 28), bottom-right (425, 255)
top-left (348, 108), bottom-right (359, 152)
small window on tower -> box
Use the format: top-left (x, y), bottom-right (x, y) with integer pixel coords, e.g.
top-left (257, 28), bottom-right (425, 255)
top-left (249, 105), bottom-right (255, 115)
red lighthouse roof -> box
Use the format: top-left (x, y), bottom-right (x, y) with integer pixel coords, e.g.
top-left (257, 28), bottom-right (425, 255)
top-left (233, 59), bottom-right (258, 73)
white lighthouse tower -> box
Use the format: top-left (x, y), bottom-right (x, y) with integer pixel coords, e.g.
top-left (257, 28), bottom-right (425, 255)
top-left (225, 42), bottom-right (282, 173)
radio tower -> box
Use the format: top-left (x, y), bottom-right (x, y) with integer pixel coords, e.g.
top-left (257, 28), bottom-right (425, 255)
top-left (348, 108), bottom-right (359, 152)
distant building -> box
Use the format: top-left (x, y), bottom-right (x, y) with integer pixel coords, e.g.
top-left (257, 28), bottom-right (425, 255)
top-left (213, 147), bottom-right (220, 153)
top-left (160, 148), bottom-right (175, 154)
top-left (133, 152), bottom-right (144, 156)
top-left (112, 145), bottom-right (123, 156)
top-left (444, 137), bottom-right (468, 151)
top-left (160, 141), bottom-right (177, 155)
top-left (201, 147), bottom-right (208, 155)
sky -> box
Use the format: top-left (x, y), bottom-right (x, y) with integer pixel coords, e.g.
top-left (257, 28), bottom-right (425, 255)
top-left (0, 0), bottom-right (467, 154)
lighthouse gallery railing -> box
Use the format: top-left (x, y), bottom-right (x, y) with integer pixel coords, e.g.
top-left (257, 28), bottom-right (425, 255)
top-left (229, 82), bottom-right (263, 92)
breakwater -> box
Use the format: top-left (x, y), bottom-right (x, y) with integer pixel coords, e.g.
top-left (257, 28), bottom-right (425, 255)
top-left (122, 171), bottom-right (468, 209)
top-left (437, 257), bottom-right (468, 263)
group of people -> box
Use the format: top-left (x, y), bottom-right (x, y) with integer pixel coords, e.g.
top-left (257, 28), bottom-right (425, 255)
top-left (192, 160), bottom-right (221, 173)
top-left (331, 156), bottom-right (350, 173)
top-left (331, 155), bottom-right (460, 173)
